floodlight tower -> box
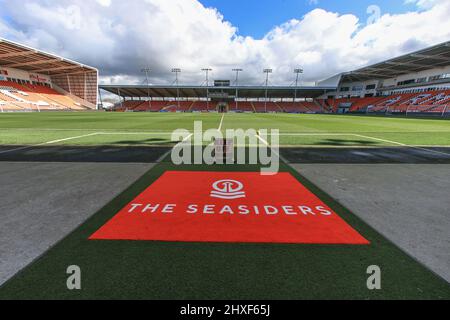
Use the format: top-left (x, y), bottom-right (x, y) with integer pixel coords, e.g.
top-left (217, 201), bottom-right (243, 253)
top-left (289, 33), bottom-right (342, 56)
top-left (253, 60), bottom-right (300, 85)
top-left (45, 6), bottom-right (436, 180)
top-left (172, 68), bottom-right (181, 110)
top-left (263, 69), bottom-right (273, 113)
top-left (202, 68), bottom-right (212, 110)
top-left (141, 67), bottom-right (152, 110)
top-left (232, 68), bottom-right (243, 111)
top-left (294, 68), bottom-right (303, 104)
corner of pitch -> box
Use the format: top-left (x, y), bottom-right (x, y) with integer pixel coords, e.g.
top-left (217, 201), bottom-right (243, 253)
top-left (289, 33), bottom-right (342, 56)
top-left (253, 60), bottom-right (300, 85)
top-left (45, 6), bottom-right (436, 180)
top-left (170, 121), bottom-right (279, 175)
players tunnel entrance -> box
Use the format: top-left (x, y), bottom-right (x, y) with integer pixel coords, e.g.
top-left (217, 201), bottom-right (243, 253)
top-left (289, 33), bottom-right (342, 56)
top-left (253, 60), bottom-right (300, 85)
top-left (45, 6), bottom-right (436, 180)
top-left (217, 102), bottom-right (228, 113)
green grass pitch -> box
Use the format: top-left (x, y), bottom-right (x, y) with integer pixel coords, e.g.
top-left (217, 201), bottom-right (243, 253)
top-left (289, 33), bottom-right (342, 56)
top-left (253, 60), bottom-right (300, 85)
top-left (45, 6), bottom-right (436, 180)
top-left (0, 112), bottom-right (449, 299)
top-left (0, 112), bottom-right (449, 147)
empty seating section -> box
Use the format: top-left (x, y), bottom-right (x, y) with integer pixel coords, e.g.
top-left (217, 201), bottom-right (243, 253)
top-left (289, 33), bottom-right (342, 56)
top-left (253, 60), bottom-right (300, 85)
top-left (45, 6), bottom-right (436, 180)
top-left (0, 80), bottom-right (85, 111)
top-left (114, 90), bottom-right (450, 115)
top-left (0, 91), bottom-right (24, 111)
top-left (370, 93), bottom-right (417, 112)
top-left (302, 101), bottom-right (323, 113)
top-left (280, 102), bottom-right (310, 113)
top-left (115, 100), bottom-right (146, 111)
top-left (318, 98), bottom-right (349, 112)
top-left (235, 102), bottom-right (255, 112)
top-left (25, 83), bottom-right (84, 110)
top-left (314, 90), bottom-right (449, 115)
top-left (319, 98), bottom-right (345, 112)
top-left (117, 100), bottom-right (202, 112)
top-left (191, 101), bottom-right (215, 112)
top-left (348, 97), bottom-right (386, 112)
top-left (235, 101), bottom-right (324, 113)
top-left (375, 92), bottom-right (449, 113)
top-left (251, 102), bottom-right (279, 112)
top-left (5, 84), bottom-right (444, 114)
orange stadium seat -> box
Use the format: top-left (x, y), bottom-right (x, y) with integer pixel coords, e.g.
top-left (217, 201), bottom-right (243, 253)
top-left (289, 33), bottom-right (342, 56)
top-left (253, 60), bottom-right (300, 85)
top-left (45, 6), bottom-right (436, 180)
top-left (279, 102), bottom-right (309, 113)
top-left (252, 102), bottom-right (281, 112)
top-left (107, 90), bottom-right (450, 115)
top-left (235, 102), bottom-right (255, 112)
top-left (0, 80), bottom-right (86, 111)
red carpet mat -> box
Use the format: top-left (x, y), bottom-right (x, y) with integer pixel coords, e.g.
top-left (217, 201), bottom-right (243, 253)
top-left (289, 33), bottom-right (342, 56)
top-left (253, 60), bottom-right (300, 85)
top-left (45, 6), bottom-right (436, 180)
top-left (90, 171), bottom-right (369, 244)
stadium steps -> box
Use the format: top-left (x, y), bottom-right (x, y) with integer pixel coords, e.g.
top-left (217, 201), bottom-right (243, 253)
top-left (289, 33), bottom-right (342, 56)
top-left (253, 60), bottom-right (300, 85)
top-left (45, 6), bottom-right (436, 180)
top-left (313, 100), bottom-right (325, 113)
top-left (0, 81), bottom-right (52, 110)
top-left (51, 83), bottom-right (96, 109)
top-left (187, 101), bottom-right (196, 112)
top-left (22, 84), bottom-right (70, 111)
top-left (0, 90), bottom-right (39, 111)
top-left (0, 81), bottom-right (90, 111)
top-left (275, 102), bottom-right (286, 112)
top-left (0, 92), bottom-right (29, 110)
top-left (301, 102), bottom-right (313, 113)
top-left (317, 99), bottom-right (333, 113)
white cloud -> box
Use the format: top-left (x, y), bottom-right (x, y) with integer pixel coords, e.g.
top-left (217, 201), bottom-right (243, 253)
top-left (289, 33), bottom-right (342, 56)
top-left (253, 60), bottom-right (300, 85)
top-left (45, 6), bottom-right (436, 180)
top-left (96, 0), bottom-right (111, 7)
top-left (404, 0), bottom-right (441, 9)
top-left (0, 0), bottom-right (449, 86)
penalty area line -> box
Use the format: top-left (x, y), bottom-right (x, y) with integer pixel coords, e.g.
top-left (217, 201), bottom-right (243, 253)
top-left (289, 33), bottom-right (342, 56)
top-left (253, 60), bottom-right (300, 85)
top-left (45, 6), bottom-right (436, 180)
top-left (255, 130), bottom-right (289, 164)
top-left (218, 113), bottom-right (225, 132)
top-left (42, 132), bottom-right (101, 144)
top-left (0, 131), bottom-right (176, 156)
top-left (353, 134), bottom-right (450, 157)
top-left (156, 133), bottom-right (193, 163)
top-left (262, 132), bottom-right (450, 156)
top-left (0, 132), bottom-right (101, 155)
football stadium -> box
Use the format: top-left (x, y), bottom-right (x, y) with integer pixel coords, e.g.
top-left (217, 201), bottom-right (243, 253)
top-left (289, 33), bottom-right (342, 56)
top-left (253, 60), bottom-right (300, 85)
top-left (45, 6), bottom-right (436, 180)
top-left (0, 0), bottom-right (450, 306)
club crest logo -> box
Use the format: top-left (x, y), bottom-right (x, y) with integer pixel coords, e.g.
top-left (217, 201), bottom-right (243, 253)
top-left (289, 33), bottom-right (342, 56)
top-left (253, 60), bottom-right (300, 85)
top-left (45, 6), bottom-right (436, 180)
top-left (210, 179), bottom-right (246, 199)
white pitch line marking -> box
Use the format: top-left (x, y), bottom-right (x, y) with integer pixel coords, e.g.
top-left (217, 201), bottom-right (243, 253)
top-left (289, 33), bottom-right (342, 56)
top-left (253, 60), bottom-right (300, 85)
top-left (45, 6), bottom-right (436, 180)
top-left (353, 134), bottom-right (450, 157)
top-left (352, 134), bottom-right (407, 146)
top-left (0, 130), bottom-right (181, 159)
top-left (0, 132), bottom-right (101, 155)
top-left (256, 132), bottom-right (450, 158)
top-left (156, 133), bottom-right (193, 163)
top-left (0, 145), bottom-right (32, 155)
top-left (263, 132), bottom-right (450, 156)
top-left (255, 130), bottom-right (289, 164)
top-left (95, 132), bottom-right (171, 135)
top-left (272, 133), bottom-right (357, 136)
top-left (42, 132), bottom-right (101, 145)
top-left (0, 128), bottom-right (176, 132)
top-left (218, 113), bottom-right (225, 132)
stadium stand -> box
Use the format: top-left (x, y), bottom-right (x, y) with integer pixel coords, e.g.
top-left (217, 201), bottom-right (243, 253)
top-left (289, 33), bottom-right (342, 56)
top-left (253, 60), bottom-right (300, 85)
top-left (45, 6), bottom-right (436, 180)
top-left (101, 42), bottom-right (450, 117)
top-left (302, 101), bottom-right (324, 113)
top-left (0, 38), bottom-right (98, 112)
top-left (315, 90), bottom-right (449, 115)
top-left (0, 80), bottom-right (87, 111)
top-left (236, 102), bottom-right (255, 112)
top-left (191, 101), bottom-right (215, 112)
top-left (114, 100), bottom-right (210, 112)
top-left (113, 90), bottom-right (449, 115)
top-left (278, 102), bottom-right (309, 113)
top-left (252, 102), bottom-right (280, 112)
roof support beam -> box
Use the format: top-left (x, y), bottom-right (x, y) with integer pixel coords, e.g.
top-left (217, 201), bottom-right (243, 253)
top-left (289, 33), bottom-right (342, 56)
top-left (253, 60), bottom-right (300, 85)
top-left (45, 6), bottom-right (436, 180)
top-left (3, 58), bottom-right (62, 68)
top-left (50, 70), bottom-right (93, 77)
top-left (33, 65), bottom-right (81, 73)
top-left (410, 54), bottom-right (450, 61)
top-left (150, 88), bottom-right (166, 98)
top-left (349, 71), bottom-right (397, 78)
top-left (385, 61), bottom-right (433, 68)
top-left (0, 50), bottom-right (36, 59)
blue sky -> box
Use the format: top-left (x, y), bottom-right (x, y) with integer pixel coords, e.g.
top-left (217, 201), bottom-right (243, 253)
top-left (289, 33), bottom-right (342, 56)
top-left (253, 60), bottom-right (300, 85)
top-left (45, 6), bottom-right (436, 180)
top-left (200, 0), bottom-right (420, 38)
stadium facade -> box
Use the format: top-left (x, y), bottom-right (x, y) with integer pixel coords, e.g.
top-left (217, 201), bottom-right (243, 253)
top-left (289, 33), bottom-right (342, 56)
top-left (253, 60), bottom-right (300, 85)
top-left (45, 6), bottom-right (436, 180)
top-left (321, 41), bottom-right (450, 98)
